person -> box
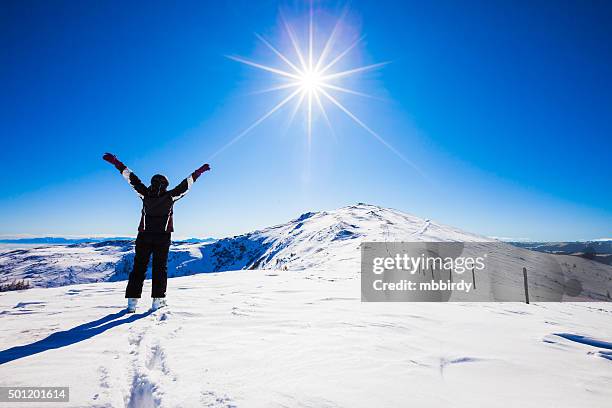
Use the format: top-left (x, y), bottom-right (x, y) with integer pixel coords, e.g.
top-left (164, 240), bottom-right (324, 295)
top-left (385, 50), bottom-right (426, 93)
top-left (103, 153), bottom-right (211, 312)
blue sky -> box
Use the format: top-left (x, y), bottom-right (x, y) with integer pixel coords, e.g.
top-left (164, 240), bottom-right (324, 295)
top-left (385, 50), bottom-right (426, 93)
top-left (1, 0), bottom-right (610, 241)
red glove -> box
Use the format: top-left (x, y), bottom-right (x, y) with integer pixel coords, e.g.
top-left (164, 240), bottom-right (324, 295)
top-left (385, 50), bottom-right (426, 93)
top-left (103, 153), bottom-right (125, 170)
top-left (193, 163), bottom-right (211, 179)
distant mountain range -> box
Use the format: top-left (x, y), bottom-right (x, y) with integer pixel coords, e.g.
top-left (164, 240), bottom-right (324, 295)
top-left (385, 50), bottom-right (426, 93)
top-left (509, 241), bottom-right (612, 266)
top-left (0, 237), bottom-right (216, 245)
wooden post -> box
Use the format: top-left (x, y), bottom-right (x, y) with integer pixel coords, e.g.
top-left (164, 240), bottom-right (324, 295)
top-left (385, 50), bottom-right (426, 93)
top-left (523, 267), bottom-right (530, 304)
top-left (471, 267), bottom-right (476, 290)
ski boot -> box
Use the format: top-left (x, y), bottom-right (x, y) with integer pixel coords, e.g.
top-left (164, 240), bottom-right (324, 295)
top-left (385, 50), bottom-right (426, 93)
top-left (126, 298), bottom-right (138, 313)
top-left (151, 298), bottom-right (167, 311)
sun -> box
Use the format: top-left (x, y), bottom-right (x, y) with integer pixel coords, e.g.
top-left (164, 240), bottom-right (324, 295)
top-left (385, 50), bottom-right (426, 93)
top-left (300, 70), bottom-right (322, 93)
top-left (211, 6), bottom-right (419, 173)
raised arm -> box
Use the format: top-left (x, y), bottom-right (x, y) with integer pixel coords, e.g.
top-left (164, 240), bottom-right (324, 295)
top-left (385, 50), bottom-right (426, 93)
top-left (167, 163), bottom-right (211, 201)
top-left (102, 153), bottom-right (148, 199)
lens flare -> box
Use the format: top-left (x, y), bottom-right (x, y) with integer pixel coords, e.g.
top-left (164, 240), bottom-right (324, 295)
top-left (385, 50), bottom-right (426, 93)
top-left (213, 6), bottom-right (420, 174)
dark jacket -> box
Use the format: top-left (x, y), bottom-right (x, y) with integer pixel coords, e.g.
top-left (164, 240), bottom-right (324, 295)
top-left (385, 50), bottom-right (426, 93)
top-left (116, 166), bottom-right (201, 233)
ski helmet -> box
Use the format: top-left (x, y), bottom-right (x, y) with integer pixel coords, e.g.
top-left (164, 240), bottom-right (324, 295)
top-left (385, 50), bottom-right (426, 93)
top-left (149, 174), bottom-right (169, 197)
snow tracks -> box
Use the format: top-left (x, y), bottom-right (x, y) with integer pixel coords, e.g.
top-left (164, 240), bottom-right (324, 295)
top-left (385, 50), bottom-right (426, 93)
top-left (89, 309), bottom-right (235, 408)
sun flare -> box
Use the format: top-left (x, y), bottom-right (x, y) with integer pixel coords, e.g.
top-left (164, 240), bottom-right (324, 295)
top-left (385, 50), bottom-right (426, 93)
top-left (212, 6), bottom-right (418, 173)
top-left (299, 70), bottom-right (322, 92)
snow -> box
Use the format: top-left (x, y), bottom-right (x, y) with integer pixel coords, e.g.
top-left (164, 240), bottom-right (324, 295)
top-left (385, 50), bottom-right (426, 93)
top-left (1, 203), bottom-right (611, 407)
top-left (2, 203), bottom-right (610, 302)
top-left (1, 271), bottom-right (612, 407)
top-left (0, 203), bottom-right (508, 289)
top-left (0, 241), bottom-right (134, 288)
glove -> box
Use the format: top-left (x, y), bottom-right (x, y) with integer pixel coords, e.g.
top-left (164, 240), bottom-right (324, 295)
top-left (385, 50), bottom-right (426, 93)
top-left (194, 163), bottom-right (211, 178)
top-left (103, 153), bottom-right (125, 170)
top-left (103, 152), bottom-right (119, 165)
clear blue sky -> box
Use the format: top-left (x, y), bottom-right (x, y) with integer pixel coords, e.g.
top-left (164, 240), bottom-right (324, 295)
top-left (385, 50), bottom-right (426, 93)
top-left (1, 0), bottom-right (610, 241)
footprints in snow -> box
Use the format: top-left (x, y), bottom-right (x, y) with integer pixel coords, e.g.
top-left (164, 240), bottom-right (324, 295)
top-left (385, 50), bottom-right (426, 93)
top-left (125, 311), bottom-right (170, 408)
top-left (13, 301), bottom-right (46, 308)
top-left (439, 356), bottom-right (485, 376)
top-left (200, 390), bottom-right (237, 408)
top-left (0, 301), bottom-right (47, 316)
top-left (120, 311), bottom-right (235, 407)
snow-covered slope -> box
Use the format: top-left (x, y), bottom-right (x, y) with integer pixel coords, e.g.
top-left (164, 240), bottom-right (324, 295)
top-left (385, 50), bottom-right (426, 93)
top-left (1, 204), bottom-right (612, 407)
top-left (0, 241), bottom-right (133, 288)
top-left (1, 271), bottom-right (611, 407)
top-left (2, 204), bottom-right (612, 300)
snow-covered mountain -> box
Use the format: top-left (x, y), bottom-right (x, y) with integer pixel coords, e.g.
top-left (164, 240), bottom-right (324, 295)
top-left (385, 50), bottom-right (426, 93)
top-left (162, 202), bottom-right (487, 275)
top-left (2, 203), bottom-right (611, 300)
top-left (0, 204), bottom-right (478, 288)
top-left (0, 241), bottom-right (134, 288)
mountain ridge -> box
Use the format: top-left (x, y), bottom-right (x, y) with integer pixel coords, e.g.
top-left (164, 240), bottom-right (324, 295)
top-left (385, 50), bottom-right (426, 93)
top-left (2, 203), bottom-right (611, 297)
top-left (0, 203), bottom-right (485, 288)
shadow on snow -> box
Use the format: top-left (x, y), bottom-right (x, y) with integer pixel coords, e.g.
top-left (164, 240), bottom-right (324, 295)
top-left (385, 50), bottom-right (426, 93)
top-left (0, 309), bottom-right (152, 365)
top-left (555, 333), bottom-right (612, 361)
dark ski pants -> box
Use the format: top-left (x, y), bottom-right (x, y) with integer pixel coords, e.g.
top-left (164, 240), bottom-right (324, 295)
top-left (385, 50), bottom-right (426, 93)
top-left (125, 232), bottom-right (171, 298)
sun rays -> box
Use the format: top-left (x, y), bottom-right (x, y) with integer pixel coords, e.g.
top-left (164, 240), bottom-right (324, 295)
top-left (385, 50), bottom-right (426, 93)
top-left (211, 7), bottom-right (419, 173)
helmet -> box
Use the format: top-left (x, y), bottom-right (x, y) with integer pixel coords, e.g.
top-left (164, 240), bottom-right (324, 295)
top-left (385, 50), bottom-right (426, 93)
top-left (149, 174), bottom-right (169, 197)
